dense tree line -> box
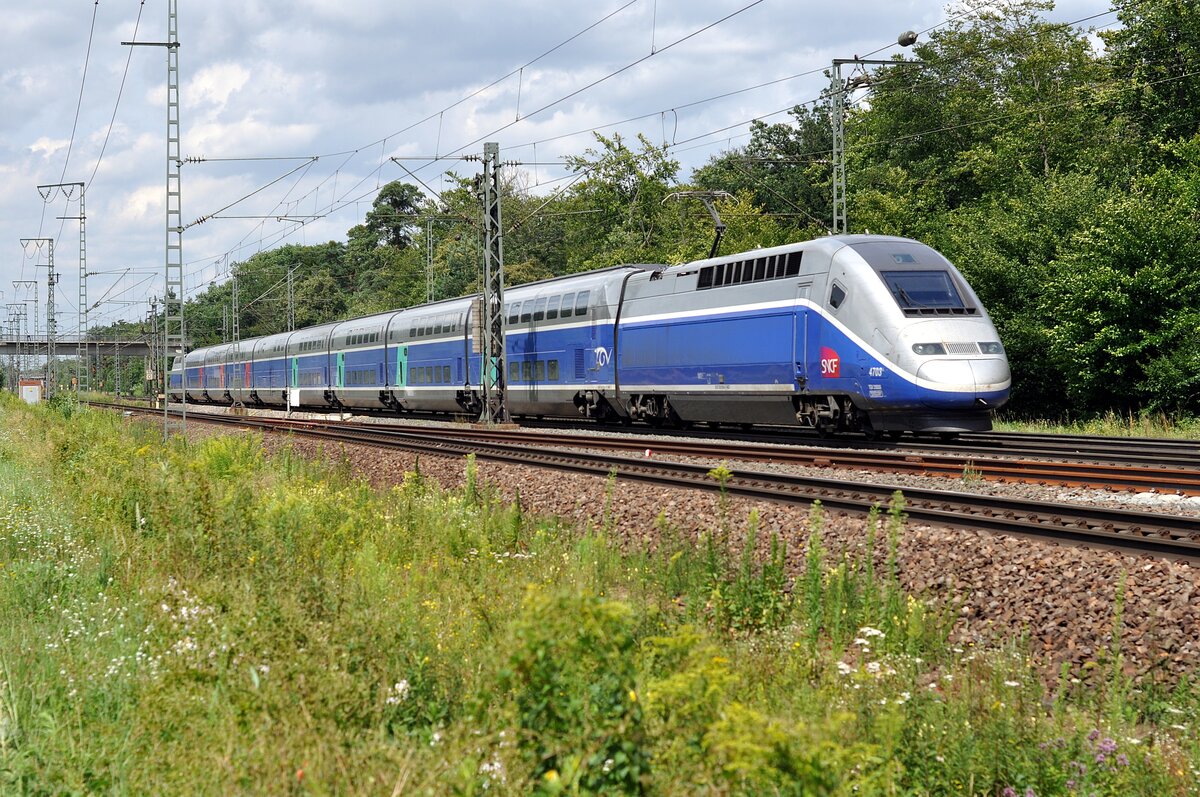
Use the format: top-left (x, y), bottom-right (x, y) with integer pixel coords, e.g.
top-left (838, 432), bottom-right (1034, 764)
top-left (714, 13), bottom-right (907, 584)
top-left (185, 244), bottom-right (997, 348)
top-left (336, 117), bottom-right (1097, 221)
top-left (95, 0), bottom-right (1199, 418)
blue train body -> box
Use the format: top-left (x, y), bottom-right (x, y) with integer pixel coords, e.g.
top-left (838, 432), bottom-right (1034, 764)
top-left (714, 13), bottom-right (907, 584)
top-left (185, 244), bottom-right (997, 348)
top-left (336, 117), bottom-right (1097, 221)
top-left (169, 235), bottom-right (1010, 435)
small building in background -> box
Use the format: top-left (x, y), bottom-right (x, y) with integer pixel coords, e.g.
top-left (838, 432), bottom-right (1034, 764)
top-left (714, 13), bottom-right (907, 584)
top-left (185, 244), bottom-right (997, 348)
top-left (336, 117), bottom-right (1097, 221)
top-left (19, 378), bottom-right (44, 404)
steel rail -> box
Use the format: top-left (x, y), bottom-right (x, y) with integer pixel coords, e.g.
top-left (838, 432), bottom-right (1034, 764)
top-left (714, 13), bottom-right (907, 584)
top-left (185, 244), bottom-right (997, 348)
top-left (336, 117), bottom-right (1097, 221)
top-left (105, 403), bottom-right (1200, 560)
top-left (99, 401), bottom-right (1200, 495)
top-left (95, 397), bottom-right (1200, 467)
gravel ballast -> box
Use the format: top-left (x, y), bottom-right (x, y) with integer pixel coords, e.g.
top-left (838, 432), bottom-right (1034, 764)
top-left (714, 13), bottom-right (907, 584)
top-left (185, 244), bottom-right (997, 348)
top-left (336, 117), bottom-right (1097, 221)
top-left (176, 413), bottom-right (1200, 684)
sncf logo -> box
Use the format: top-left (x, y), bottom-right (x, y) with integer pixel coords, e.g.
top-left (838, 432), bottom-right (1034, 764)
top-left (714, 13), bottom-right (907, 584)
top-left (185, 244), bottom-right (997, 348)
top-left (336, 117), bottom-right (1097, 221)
top-left (819, 346), bottom-right (840, 377)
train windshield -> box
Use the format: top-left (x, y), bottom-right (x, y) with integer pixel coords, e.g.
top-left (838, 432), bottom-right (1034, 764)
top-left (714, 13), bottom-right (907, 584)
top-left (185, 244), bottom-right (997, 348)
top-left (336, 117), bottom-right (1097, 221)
top-left (880, 270), bottom-right (965, 310)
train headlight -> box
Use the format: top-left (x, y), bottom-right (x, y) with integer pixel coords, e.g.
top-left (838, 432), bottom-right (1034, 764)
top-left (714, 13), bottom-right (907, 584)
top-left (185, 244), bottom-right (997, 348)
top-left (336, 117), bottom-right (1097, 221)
top-left (978, 341), bottom-right (1004, 354)
top-left (911, 342), bottom-right (946, 355)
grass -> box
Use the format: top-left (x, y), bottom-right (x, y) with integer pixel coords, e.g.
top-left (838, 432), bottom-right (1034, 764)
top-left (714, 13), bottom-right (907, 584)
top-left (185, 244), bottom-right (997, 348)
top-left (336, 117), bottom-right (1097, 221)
top-left (996, 409), bottom-right (1200, 439)
top-left (0, 393), bottom-right (1197, 795)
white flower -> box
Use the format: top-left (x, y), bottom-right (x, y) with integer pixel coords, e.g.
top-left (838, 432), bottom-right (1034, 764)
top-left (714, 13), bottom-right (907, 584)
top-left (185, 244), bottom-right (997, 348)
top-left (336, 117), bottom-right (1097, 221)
top-left (430, 731), bottom-right (442, 746)
top-left (853, 638), bottom-right (871, 647)
top-left (385, 679), bottom-right (411, 705)
top-left (1003, 680), bottom-right (1020, 687)
top-left (896, 691), bottom-right (911, 704)
top-left (866, 662), bottom-right (881, 674)
top-left (858, 626), bottom-right (885, 638)
top-left (836, 661), bottom-right (853, 675)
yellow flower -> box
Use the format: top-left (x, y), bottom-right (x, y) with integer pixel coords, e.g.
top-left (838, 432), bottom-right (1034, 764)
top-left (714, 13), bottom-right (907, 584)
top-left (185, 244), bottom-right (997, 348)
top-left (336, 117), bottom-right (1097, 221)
top-left (628, 689), bottom-right (637, 703)
top-left (543, 770), bottom-right (559, 783)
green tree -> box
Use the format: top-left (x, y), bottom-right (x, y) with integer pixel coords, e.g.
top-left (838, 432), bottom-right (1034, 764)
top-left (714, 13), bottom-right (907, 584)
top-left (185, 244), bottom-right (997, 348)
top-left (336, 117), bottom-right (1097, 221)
top-left (362, 180), bottom-right (426, 248)
top-left (1103, 0), bottom-right (1200, 157)
top-left (292, 272), bottom-right (348, 328)
top-left (850, 0), bottom-right (1109, 222)
top-left (1042, 138), bottom-right (1200, 414)
top-left (693, 104), bottom-right (832, 238)
top-left (561, 133), bottom-right (682, 268)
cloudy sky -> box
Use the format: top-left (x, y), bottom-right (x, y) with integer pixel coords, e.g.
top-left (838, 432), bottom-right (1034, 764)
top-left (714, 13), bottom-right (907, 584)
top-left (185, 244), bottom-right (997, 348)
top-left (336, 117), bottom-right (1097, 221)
top-left (0, 0), bottom-right (1110, 334)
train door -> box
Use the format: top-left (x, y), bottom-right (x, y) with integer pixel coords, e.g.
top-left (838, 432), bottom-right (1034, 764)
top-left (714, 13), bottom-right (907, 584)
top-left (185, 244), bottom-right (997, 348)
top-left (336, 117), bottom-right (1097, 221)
top-left (397, 346), bottom-right (407, 386)
top-left (336, 352), bottom-right (345, 388)
top-left (794, 283), bottom-right (812, 389)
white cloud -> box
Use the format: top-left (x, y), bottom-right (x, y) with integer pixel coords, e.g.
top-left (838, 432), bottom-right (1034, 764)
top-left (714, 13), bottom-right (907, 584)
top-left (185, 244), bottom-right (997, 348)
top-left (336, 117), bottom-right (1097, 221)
top-left (28, 136), bottom-right (70, 159)
top-left (188, 62), bottom-right (252, 113)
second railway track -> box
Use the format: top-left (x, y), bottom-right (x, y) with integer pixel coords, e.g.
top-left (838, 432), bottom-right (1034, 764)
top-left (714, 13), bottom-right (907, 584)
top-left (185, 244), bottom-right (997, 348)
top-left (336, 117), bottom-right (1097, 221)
top-left (105, 402), bottom-right (1200, 561)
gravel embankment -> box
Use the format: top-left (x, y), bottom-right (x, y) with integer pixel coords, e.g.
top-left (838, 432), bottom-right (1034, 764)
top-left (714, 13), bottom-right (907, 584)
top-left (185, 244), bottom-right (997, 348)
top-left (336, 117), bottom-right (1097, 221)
top-left (178, 414), bottom-right (1200, 683)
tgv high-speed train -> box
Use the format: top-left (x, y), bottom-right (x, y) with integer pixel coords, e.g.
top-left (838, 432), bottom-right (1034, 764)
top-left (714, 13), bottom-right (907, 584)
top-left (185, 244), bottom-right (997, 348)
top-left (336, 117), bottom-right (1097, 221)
top-left (169, 235), bottom-right (1011, 436)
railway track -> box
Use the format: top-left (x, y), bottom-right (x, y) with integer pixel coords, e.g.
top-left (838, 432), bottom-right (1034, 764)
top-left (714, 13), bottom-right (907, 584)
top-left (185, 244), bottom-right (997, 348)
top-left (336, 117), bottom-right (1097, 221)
top-left (97, 396), bottom-right (1200, 467)
top-left (99, 401), bottom-right (1200, 496)
top-left (103, 402), bottom-right (1200, 561)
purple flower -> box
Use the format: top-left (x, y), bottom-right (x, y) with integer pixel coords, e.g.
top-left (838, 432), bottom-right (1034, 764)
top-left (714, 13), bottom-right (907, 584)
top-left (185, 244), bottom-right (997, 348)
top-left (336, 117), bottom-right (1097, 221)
top-left (1025, 789), bottom-right (1036, 797)
top-left (1087, 728), bottom-right (1101, 742)
top-left (1001, 788), bottom-right (1017, 797)
top-left (1097, 737), bottom-right (1117, 755)
top-left (1116, 753), bottom-right (1129, 766)
top-left (1066, 780), bottom-right (1076, 790)
top-left (1095, 753), bottom-right (1106, 764)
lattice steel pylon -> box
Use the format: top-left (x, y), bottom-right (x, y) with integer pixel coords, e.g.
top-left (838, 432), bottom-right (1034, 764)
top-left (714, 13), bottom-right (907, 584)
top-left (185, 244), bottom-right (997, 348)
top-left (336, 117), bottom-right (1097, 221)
top-left (478, 142), bottom-right (508, 424)
top-left (37, 181), bottom-right (87, 393)
top-left (164, 0), bottom-right (184, 434)
top-left (829, 62), bottom-right (847, 235)
top-left (19, 239), bottom-right (55, 395)
top-left (829, 52), bottom-right (922, 235)
top-left (77, 187), bottom-right (87, 391)
top-left (122, 6), bottom-right (184, 426)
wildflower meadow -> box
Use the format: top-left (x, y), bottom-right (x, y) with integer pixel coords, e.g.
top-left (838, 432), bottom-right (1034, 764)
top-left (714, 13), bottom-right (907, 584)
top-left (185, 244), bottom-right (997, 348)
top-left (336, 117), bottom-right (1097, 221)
top-left (0, 395), bottom-right (1196, 794)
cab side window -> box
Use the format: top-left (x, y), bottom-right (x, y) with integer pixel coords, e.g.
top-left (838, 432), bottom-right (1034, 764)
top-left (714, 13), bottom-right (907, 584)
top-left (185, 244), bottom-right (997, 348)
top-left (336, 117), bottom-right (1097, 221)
top-left (829, 283), bottom-right (846, 310)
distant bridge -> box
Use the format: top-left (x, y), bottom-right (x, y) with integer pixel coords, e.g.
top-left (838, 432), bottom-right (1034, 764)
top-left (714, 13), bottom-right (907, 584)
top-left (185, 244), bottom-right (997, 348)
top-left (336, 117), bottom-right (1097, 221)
top-left (0, 336), bottom-right (159, 358)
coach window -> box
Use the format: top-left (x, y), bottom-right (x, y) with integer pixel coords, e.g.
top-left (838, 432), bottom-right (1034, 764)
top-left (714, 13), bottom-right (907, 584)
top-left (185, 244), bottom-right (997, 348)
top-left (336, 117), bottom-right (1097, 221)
top-left (509, 362), bottom-right (520, 382)
top-left (443, 365), bottom-right (451, 383)
top-left (829, 282), bottom-right (847, 310)
top-left (560, 293), bottom-right (574, 317)
top-left (507, 304), bottom-right (519, 324)
top-left (535, 361), bottom-right (545, 381)
top-left (522, 361), bottom-right (533, 382)
top-left (574, 291), bottom-right (590, 316)
top-left (533, 297), bottom-right (546, 321)
top-left (548, 360), bottom-right (560, 381)
top-left (546, 295), bottom-right (560, 320)
top-left (520, 300), bottom-right (534, 323)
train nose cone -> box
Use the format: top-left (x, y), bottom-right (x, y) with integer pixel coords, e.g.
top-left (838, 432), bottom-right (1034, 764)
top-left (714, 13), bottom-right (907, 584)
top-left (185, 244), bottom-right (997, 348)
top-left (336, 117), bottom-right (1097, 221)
top-left (916, 359), bottom-right (975, 409)
top-left (916, 359), bottom-right (974, 390)
top-left (969, 358), bottom-right (1011, 394)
